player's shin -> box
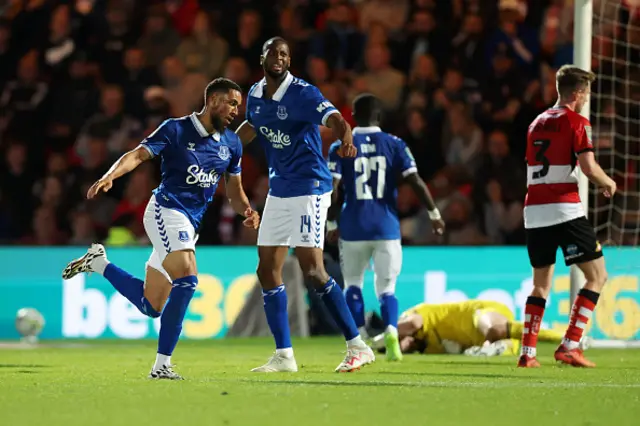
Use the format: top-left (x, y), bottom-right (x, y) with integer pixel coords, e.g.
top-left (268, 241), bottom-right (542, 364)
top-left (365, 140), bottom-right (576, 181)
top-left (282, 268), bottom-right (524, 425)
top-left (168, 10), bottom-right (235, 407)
top-left (104, 263), bottom-right (161, 318)
top-left (521, 296), bottom-right (546, 358)
top-left (379, 293), bottom-right (399, 333)
top-left (319, 278), bottom-right (363, 346)
top-left (155, 275), bottom-right (197, 370)
top-left (262, 284), bottom-right (293, 356)
top-left (344, 285), bottom-right (365, 330)
top-left (562, 288), bottom-right (599, 350)
top-left (509, 320), bottom-right (563, 343)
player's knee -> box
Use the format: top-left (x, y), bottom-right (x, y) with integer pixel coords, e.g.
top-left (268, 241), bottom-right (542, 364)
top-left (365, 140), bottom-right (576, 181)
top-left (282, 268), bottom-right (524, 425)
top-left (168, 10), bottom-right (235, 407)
top-left (486, 324), bottom-right (508, 343)
top-left (374, 278), bottom-right (396, 297)
top-left (256, 262), bottom-right (279, 288)
top-left (162, 250), bottom-right (197, 280)
top-left (302, 264), bottom-right (329, 287)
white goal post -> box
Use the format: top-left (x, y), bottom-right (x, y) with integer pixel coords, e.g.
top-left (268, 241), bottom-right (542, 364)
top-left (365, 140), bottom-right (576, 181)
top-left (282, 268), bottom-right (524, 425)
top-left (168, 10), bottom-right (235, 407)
top-left (573, 0), bottom-right (640, 348)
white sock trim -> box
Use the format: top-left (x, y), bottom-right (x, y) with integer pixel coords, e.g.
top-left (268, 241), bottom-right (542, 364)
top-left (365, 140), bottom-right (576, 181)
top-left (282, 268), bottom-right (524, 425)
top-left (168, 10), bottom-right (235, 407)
top-left (346, 335), bottom-right (365, 348)
top-left (92, 257), bottom-right (109, 275)
top-left (154, 353), bottom-right (171, 370)
top-left (276, 347), bottom-right (294, 358)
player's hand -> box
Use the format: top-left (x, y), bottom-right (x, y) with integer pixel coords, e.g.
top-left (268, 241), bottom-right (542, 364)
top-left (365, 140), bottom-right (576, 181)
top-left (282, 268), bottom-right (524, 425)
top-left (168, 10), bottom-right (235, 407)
top-left (337, 133), bottom-right (357, 158)
top-left (87, 176), bottom-right (113, 199)
top-left (242, 207), bottom-right (260, 229)
top-left (603, 178), bottom-right (617, 198)
top-left (327, 229), bottom-right (339, 243)
top-left (431, 219), bottom-right (445, 235)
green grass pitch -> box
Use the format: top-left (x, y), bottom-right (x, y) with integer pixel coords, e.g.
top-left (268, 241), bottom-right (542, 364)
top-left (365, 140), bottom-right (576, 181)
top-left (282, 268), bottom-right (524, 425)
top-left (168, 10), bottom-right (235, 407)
top-left (1, 338), bottom-right (639, 426)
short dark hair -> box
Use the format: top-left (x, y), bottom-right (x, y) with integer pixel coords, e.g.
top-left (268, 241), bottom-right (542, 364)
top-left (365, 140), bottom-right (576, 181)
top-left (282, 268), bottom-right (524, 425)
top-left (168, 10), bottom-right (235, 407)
top-left (262, 37), bottom-right (287, 54)
top-left (204, 78), bottom-right (242, 102)
top-left (556, 65), bottom-right (596, 99)
top-left (352, 93), bottom-right (382, 126)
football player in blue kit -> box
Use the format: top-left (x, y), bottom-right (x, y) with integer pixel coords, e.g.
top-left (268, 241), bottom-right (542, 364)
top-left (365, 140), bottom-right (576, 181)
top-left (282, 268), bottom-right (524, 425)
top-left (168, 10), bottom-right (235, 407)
top-left (62, 78), bottom-right (259, 380)
top-left (235, 37), bottom-right (375, 373)
top-left (327, 94), bottom-right (446, 361)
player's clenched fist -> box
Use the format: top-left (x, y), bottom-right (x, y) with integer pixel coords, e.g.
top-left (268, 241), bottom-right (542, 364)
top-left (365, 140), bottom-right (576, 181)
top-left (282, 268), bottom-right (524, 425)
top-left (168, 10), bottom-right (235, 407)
top-left (338, 142), bottom-right (357, 158)
top-left (337, 132), bottom-right (357, 158)
top-left (243, 207), bottom-right (260, 229)
top-left (87, 176), bottom-right (113, 199)
top-left (603, 178), bottom-right (617, 198)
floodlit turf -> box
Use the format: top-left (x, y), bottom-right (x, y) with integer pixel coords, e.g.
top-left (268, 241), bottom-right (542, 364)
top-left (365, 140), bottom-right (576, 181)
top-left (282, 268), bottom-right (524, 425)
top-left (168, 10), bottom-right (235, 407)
top-left (1, 338), bottom-right (639, 426)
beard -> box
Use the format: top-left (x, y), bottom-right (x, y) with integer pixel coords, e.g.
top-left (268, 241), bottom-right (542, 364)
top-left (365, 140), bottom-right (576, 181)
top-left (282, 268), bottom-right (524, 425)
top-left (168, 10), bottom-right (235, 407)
top-left (211, 114), bottom-right (225, 131)
top-left (264, 65), bottom-right (288, 80)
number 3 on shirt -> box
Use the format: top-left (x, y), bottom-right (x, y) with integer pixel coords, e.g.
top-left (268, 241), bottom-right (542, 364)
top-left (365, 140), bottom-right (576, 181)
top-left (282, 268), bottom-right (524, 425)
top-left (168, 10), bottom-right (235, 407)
top-left (532, 139), bottom-right (551, 179)
top-left (355, 156), bottom-right (386, 200)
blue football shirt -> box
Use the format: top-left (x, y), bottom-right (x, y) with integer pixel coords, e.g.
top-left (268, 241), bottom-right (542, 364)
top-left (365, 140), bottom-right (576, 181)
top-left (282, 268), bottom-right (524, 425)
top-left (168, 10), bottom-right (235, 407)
top-left (141, 113), bottom-right (242, 230)
top-left (246, 72), bottom-right (338, 198)
top-left (328, 126), bottom-right (417, 241)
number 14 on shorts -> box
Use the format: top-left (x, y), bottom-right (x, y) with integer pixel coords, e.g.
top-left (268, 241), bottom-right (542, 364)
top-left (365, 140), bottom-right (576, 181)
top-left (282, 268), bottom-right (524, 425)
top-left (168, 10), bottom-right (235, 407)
top-left (300, 215), bottom-right (311, 233)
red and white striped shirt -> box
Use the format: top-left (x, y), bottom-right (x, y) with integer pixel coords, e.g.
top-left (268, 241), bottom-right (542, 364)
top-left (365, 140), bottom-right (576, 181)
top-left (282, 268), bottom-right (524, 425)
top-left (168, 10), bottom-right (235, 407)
top-left (524, 106), bottom-right (593, 229)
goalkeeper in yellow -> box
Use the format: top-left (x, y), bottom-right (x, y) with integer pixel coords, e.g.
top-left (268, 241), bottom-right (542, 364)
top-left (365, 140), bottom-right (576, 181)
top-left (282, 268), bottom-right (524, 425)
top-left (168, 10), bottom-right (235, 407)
top-left (370, 300), bottom-right (569, 356)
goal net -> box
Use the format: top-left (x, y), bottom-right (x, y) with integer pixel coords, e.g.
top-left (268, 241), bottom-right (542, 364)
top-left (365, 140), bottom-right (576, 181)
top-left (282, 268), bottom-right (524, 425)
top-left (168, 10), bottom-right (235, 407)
top-left (588, 0), bottom-right (640, 346)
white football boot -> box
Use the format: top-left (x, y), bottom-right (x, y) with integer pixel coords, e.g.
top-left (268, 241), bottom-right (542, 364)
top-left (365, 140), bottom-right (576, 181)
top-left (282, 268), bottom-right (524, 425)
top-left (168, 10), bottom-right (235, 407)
top-left (62, 243), bottom-right (107, 279)
top-left (251, 352), bottom-right (298, 373)
top-left (148, 364), bottom-right (184, 380)
top-left (335, 344), bottom-right (375, 372)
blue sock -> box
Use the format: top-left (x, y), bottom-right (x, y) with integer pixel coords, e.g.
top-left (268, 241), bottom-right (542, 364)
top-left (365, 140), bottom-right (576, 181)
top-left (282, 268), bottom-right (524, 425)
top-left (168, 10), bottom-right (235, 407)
top-left (104, 263), bottom-right (160, 318)
top-left (158, 275), bottom-right (197, 356)
top-left (345, 286), bottom-right (365, 328)
top-left (380, 293), bottom-right (399, 329)
top-left (319, 278), bottom-right (359, 340)
top-left (263, 285), bottom-right (292, 349)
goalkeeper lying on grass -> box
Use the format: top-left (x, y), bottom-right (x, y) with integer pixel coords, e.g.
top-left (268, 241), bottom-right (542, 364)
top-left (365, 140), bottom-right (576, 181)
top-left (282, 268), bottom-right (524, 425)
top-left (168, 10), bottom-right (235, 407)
top-left (369, 300), bottom-right (589, 356)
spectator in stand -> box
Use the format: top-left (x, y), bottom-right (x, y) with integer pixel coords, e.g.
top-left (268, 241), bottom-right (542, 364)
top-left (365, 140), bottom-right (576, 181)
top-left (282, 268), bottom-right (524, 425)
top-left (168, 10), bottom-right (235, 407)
top-left (137, 8), bottom-right (180, 68)
top-left (176, 10), bottom-right (228, 79)
top-left (0, 50), bottom-right (48, 143)
top-left (160, 56), bottom-right (207, 117)
top-left (359, 44), bottom-right (405, 110)
top-left (75, 84), bottom-right (141, 159)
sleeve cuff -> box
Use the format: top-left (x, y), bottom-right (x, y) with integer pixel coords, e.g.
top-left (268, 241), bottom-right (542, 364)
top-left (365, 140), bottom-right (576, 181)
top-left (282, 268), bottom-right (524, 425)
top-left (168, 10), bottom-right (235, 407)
top-left (331, 172), bottom-right (342, 179)
top-left (402, 167), bottom-right (418, 177)
top-left (576, 148), bottom-right (594, 155)
top-left (140, 143), bottom-right (155, 158)
top-left (227, 171), bottom-right (241, 176)
top-left (321, 109), bottom-right (339, 126)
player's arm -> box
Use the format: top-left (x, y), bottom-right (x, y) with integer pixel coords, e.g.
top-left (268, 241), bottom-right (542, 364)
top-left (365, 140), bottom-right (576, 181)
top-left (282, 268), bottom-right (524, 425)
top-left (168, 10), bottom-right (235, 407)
top-left (404, 173), bottom-right (445, 234)
top-left (396, 140), bottom-right (445, 235)
top-left (87, 145), bottom-right (151, 199)
top-left (326, 142), bottom-right (343, 240)
top-left (225, 173), bottom-right (260, 229)
top-left (578, 151), bottom-right (616, 198)
top-left (573, 119), bottom-right (617, 197)
top-left (235, 120), bottom-right (257, 147)
top-left (224, 140), bottom-right (259, 229)
top-left (397, 313), bottom-right (423, 337)
top-left (326, 113), bottom-right (356, 158)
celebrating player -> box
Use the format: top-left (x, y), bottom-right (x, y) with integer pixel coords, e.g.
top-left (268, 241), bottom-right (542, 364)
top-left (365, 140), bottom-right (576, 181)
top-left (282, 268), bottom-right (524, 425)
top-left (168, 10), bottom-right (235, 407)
top-left (518, 65), bottom-right (616, 368)
top-left (62, 78), bottom-right (259, 379)
top-left (326, 94), bottom-right (445, 361)
top-left (368, 300), bottom-right (570, 356)
top-left (235, 37), bottom-right (374, 373)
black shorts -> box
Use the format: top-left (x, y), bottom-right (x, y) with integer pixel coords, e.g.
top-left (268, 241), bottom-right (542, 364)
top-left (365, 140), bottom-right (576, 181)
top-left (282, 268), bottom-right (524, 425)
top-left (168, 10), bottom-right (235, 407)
top-left (525, 216), bottom-right (604, 268)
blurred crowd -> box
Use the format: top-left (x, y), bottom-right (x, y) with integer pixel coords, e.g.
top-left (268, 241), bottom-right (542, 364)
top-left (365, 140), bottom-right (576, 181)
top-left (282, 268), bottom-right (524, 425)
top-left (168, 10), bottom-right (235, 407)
top-left (0, 0), bottom-right (637, 247)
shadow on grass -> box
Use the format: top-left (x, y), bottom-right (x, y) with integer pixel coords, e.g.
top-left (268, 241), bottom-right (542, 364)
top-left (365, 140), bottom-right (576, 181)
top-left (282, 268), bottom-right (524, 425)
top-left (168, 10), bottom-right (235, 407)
top-left (0, 364), bottom-right (50, 368)
top-left (376, 371), bottom-right (534, 380)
